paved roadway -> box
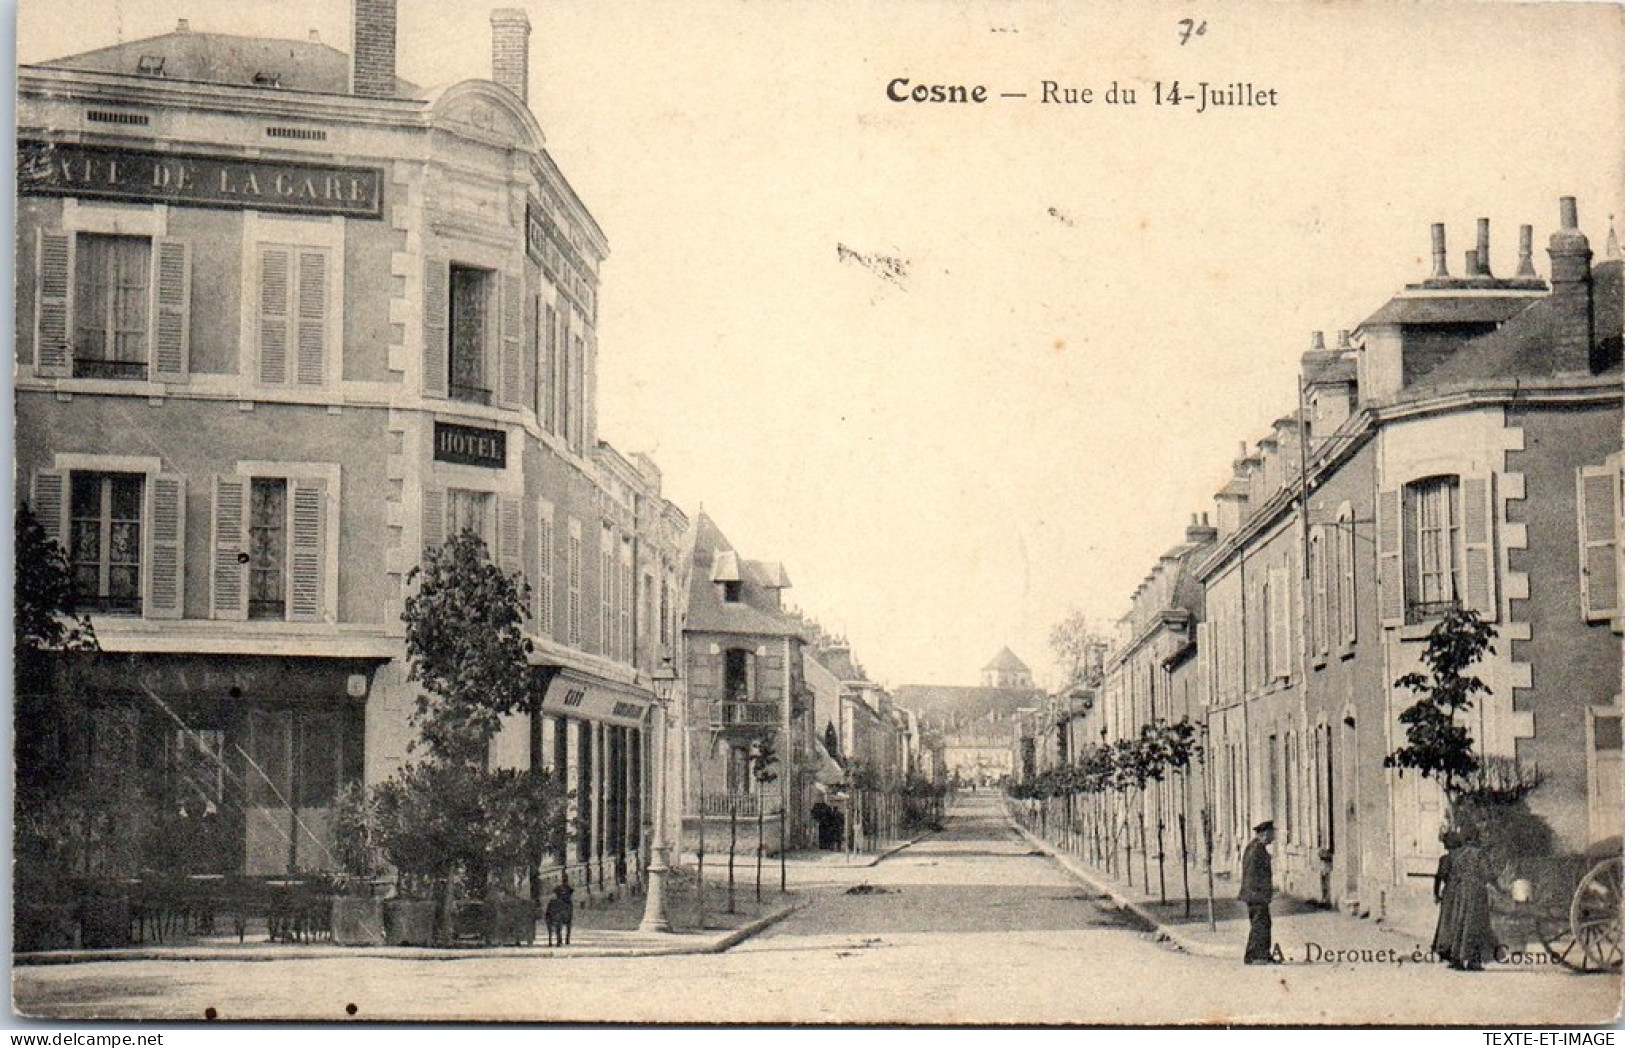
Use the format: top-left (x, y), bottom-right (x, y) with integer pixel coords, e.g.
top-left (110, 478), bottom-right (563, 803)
top-left (13, 795), bottom-right (1620, 1024)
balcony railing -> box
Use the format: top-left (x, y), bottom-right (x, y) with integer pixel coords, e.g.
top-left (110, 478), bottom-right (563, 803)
top-left (450, 382), bottom-right (492, 405)
top-left (713, 701), bottom-right (779, 729)
top-left (696, 793), bottom-right (779, 818)
top-left (73, 358), bottom-right (148, 380)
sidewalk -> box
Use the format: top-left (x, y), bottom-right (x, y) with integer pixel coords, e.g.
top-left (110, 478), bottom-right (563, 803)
top-left (1012, 820), bottom-right (1444, 965)
top-left (14, 868), bottom-right (805, 966)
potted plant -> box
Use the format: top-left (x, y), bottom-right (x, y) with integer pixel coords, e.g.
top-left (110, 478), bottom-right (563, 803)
top-left (328, 782), bottom-right (387, 946)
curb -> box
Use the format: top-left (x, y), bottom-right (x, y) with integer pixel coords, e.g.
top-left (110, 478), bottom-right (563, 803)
top-left (1009, 820), bottom-right (1241, 960)
top-left (14, 901), bottom-right (807, 966)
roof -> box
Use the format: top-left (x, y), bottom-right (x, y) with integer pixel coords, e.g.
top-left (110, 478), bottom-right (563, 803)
top-left (684, 512), bottom-right (804, 639)
top-left (39, 29), bottom-right (420, 97)
top-left (982, 647), bottom-right (1031, 674)
top-left (893, 684), bottom-right (1047, 729)
top-left (1357, 294), bottom-right (1540, 329)
top-left (1415, 260), bottom-right (1623, 388)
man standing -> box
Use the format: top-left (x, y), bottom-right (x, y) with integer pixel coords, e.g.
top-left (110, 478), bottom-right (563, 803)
top-left (1240, 820), bottom-right (1278, 964)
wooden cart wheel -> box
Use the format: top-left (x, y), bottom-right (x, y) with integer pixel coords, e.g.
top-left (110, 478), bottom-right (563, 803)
top-left (1536, 902), bottom-right (1587, 971)
top-left (1569, 856), bottom-right (1623, 973)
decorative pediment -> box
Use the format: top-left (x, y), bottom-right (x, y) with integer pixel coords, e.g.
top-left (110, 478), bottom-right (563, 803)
top-left (428, 81), bottom-right (545, 152)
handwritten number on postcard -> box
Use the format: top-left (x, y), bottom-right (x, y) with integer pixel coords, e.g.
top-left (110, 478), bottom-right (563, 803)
top-left (1177, 18), bottom-right (1207, 45)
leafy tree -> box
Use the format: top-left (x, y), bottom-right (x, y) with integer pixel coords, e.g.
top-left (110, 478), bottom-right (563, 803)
top-left (361, 530), bottom-right (564, 909)
top-left (1048, 607), bottom-right (1109, 696)
top-left (1383, 608), bottom-right (1497, 798)
top-left (402, 529), bottom-right (532, 765)
top-left (14, 502), bottom-right (97, 664)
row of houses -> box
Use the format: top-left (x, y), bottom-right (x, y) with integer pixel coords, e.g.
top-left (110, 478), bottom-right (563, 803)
top-left (1020, 207), bottom-right (1623, 933)
top-left (12, 3), bottom-right (927, 903)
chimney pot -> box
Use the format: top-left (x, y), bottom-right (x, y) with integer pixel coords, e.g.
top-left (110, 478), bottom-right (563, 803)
top-left (176, 18), bottom-right (190, 32)
top-left (1476, 218), bottom-right (1492, 276)
top-left (1336, 329), bottom-right (1352, 350)
top-left (1560, 196), bottom-right (1580, 230)
top-left (1310, 330), bottom-right (1326, 351)
top-left (1465, 249), bottom-right (1479, 275)
top-left (1516, 224), bottom-right (1537, 278)
top-left (1431, 223), bottom-right (1449, 278)
top-left (309, 29), bottom-right (321, 42)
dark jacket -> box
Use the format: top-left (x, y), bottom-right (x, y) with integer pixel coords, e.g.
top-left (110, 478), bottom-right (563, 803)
top-left (1239, 839), bottom-right (1274, 904)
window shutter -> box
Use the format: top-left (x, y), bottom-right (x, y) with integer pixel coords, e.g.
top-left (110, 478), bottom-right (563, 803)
top-left (1579, 463), bottom-right (1623, 622)
top-left (288, 478), bottom-right (327, 622)
top-left (295, 250), bottom-right (327, 387)
top-left (1311, 527), bottom-right (1329, 657)
top-left (421, 486), bottom-right (446, 557)
top-left (498, 496), bottom-right (522, 574)
top-left (536, 505), bottom-right (555, 636)
top-left (1195, 621), bottom-right (1211, 707)
top-left (31, 469), bottom-right (69, 548)
top-left (258, 246), bottom-right (291, 385)
top-left (1460, 474), bottom-right (1497, 621)
top-left (499, 273), bottom-right (524, 408)
top-left (1376, 488), bottom-right (1404, 627)
top-left (150, 238), bottom-right (191, 383)
top-left (422, 258), bottom-right (448, 397)
top-left (1270, 566), bottom-right (1291, 680)
top-left (144, 474), bottom-right (186, 619)
top-left (211, 476), bottom-right (249, 620)
top-left (1340, 515), bottom-right (1358, 646)
top-left (35, 230), bottom-right (73, 377)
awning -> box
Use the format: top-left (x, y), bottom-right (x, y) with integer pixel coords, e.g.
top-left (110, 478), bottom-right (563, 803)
top-left (812, 733), bottom-right (847, 787)
top-left (540, 671), bottom-right (653, 727)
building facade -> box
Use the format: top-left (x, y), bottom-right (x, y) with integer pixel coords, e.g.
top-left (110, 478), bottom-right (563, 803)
top-left (15, 5), bottom-right (686, 894)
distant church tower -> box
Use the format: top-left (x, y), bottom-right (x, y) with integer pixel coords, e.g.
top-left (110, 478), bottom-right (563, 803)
top-left (981, 647), bottom-right (1033, 688)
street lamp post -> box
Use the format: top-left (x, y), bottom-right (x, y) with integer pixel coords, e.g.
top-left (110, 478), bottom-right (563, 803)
top-left (639, 658), bottom-right (678, 933)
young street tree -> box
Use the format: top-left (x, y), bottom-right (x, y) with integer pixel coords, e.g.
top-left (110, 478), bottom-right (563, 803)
top-left (1384, 608), bottom-right (1498, 799)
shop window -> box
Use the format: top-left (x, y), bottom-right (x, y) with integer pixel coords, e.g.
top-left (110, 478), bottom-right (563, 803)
top-left (70, 472), bottom-right (143, 613)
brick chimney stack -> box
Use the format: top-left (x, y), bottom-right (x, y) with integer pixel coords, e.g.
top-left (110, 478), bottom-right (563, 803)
top-left (491, 8), bottom-right (532, 104)
top-left (1547, 196), bottom-right (1595, 374)
top-left (351, 0), bottom-right (398, 99)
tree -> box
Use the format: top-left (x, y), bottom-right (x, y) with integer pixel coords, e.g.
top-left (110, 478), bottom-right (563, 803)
top-left (401, 528), bottom-right (532, 766)
top-left (14, 502), bottom-right (97, 664)
top-left (364, 529), bottom-right (564, 911)
top-left (750, 737), bottom-right (779, 903)
top-left (1048, 607), bottom-right (1109, 694)
top-left (1383, 608), bottom-right (1497, 799)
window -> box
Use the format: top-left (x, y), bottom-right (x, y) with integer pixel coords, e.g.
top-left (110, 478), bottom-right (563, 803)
top-left (1310, 529), bottom-right (1328, 658)
top-left (569, 331), bottom-right (585, 451)
top-left (212, 472), bottom-right (329, 623)
top-left (74, 235), bottom-right (150, 378)
top-left (1337, 506), bottom-right (1357, 646)
top-left (722, 580), bottom-right (743, 603)
top-left (447, 488), bottom-right (494, 548)
top-left (449, 266), bottom-right (492, 404)
top-left (35, 229), bottom-right (190, 382)
top-left (567, 525), bottom-right (583, 648)
top-left (535, 504), bottom-right (555, 637)
top-left (256, 245), bottom-right (329, 387)
top-left (1405, 476), bottom-right (1463, 622)
top-left (1577, 458), bottom-right (1623, 626)
top-left (70, 472), bottom-right (143, 613)
top-left (539, 301), bottom-right (558, 432)
top-left (248, 478), bottom-right (288, 619)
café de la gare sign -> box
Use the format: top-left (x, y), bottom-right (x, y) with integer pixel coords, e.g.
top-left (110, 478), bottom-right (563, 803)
top-left (18, 141), bottom-right (384, 220)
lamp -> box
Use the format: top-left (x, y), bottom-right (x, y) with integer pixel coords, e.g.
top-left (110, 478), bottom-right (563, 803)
top-left (639, 657), bottom-right (679, 933)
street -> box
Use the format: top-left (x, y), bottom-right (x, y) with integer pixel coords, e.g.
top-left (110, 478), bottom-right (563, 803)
top-left (13, 795), bottom-right (1620, 1025)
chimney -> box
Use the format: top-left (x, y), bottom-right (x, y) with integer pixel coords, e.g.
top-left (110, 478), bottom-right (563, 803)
top-left (309, 29), bottom-right (322, 43)
top-left (1431, 223), bottom-right (1449, 278)
top-left (1336, 330), bottom-right (1353, 350)
top-left (351, 0), bottom-right (398, 100)
top-left (1185, 512), bottom-right (1218, 545)
top-left (1516, 224), bottom-right (1538, 278)
top-left (491, 8), bottom-right (532, 104)
top-left (1475, 218), bottom-right (1493, 277)
top-left (1546, 196), bottom-right (1595, 374)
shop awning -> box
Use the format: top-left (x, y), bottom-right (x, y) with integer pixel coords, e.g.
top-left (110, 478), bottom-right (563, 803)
top-left (540, 672), bottom-right (653, 727)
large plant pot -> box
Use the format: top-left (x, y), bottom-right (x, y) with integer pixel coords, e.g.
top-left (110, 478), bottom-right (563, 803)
top-left (382, 899), bottom-right (437, 946)
top-left (76, 895), bottom-right (132, 949)
top-left (484, 898), bottom-right (536, 946)
top-left (330, 896), bottom-right (386, 946)
top-left (15, 904), bottom-right (78, 952)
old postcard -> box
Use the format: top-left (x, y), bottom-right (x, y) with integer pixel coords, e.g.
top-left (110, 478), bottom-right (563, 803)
top-left (10, 0), bottom-right (1624, 1028)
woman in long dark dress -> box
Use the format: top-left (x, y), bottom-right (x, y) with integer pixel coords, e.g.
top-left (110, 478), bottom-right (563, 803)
top-left (1431, 830), bottom-right (1464, 963)
top-left (1440, 825), bottom-right (1498, 970)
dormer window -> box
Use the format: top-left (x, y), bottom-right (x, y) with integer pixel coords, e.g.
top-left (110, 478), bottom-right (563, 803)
top-left (722, 580), bottom-right (742, 603)
top-left (252, 72), bottom-right (282, 88)
top-left (137, 55), bottom-right (166, 76)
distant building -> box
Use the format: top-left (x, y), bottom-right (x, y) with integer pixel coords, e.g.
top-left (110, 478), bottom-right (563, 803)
top-left (897, 650), bottom-right (1045, 786)
top-left (981, 646), bottom-right (1034, 688)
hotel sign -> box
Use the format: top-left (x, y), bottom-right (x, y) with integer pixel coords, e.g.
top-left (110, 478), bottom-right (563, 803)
top-left (18, 141), bottom-right (385, 219)
top-left (433, 422), bottom-right (507, 469)
top-left (540, 674), bottom-right (652, 727)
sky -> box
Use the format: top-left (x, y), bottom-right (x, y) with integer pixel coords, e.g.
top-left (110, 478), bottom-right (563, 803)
top-left (12, 0), bottom-right (1625, 691)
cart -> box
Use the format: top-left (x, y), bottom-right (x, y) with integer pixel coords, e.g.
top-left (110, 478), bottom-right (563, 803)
top-left (1496, 837), bottom-right (1622, 973)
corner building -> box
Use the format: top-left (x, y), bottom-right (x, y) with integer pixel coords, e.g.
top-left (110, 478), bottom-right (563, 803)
top-left (15, 5), bottom-right (687, 891)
